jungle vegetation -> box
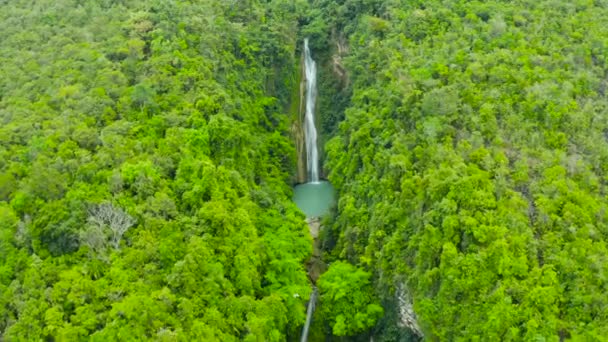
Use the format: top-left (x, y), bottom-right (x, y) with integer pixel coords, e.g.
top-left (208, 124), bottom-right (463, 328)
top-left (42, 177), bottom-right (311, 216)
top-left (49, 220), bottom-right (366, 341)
top-left (2, 0), bottom-right (608, 341)
top-left (1, 0), bottom-right (315, 340)
top-left (317, 0), bottom-right (608, 340)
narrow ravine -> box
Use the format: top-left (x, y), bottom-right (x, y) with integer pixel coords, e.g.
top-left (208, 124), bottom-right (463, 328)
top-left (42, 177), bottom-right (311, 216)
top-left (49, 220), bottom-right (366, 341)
top-left (300, 218), bottom-right (324, 342)
top-left (294, 38), bottom-right (334, 342)
top-left (300, 286), bottom-right (317, 342)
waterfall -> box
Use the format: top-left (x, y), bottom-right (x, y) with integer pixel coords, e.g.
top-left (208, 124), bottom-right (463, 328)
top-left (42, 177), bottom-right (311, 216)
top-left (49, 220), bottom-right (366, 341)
top-left (304, 38), bottom-right (319, 183)
top-left (299, 40), bottom-right (322, 342)
top-left (300, 287), bottom-right (317, 342)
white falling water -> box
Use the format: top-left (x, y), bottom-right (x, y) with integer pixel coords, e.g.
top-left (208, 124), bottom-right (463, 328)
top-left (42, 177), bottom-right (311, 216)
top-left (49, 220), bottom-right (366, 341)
top-left (300, 287), bottom-right (317, 342)
top-left (304, 38), bottom-right (319, 183)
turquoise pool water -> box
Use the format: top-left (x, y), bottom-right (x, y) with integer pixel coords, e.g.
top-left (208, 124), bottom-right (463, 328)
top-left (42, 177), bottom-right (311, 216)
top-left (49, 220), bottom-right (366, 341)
top-left (293, 181), bottom-right (335, 218)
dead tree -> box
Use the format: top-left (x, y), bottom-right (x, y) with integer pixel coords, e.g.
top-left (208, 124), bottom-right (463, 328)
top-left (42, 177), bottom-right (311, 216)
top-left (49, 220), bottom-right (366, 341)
top-left (86, 202), bottom-right (136, 250)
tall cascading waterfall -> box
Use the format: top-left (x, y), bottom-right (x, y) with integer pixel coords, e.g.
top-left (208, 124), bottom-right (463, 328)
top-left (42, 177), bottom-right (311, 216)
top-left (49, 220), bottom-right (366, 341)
top-left (303, 38), bottom-right (319, 183)
top-left (299, 39), bottom-right (321, 342)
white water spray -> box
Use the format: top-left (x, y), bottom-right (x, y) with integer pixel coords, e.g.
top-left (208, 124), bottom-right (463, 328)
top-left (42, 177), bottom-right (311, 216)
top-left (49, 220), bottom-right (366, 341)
top-left (304, 38), bottom-right (319, 183)
top-left (300, 287), bottom-right (317, 342)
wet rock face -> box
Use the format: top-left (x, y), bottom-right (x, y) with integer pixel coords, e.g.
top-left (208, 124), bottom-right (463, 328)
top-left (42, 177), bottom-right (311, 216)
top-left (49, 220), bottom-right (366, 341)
top-left (307, 217), bottom-right (321, 239)
top-left (306, 217), bottom-right (324, 283)
top-left (397, 285), bottom-right (424, 338)
top-left (292, 119), bottom-right (307, 184)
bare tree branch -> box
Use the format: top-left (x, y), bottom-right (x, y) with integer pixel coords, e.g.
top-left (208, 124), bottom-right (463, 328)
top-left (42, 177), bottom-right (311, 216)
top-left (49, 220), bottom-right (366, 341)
top-left (86, 202), bottom-right (136, 251)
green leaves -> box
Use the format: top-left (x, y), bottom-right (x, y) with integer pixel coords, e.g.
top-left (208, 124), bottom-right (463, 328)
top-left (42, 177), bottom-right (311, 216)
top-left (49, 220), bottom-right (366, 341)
top-left (321, 0), bottom-right (608, 340)
top-left (0, 0), bottom-right (311, 340)
top-left (317, 261), bottom-right (383, 336)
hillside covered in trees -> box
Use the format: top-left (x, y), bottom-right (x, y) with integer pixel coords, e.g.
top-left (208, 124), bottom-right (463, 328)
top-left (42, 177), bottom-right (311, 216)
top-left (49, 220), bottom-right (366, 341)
top-left (318, 0), bottom-right (608, 340)
top-left (0, 0), bottom-right (315, 340)
top-left (2, 0), bottom-right (608, 341)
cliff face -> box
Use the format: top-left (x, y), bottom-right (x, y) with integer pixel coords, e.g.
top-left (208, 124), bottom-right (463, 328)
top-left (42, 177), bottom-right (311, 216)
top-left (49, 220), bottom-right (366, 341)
top-left (316, 30), bottom-right (351, 181)
top-left (291, 30), bottom-right (352, 184)
top-left (294, 128), bottom-right (307, 184)
top-left (290, 53), bottom-right (307, 184)
top-left (329, 28), bottom-right (350, 88)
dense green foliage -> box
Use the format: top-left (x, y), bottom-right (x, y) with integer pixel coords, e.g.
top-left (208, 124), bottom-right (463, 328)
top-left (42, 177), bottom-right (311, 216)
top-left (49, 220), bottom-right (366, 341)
top-left (321, 0), bottom-right (608, 340)
top-left (4, 0), bottom-right (608, 340)
top-left (0, 0), bottom-right (316, 340)
top-left (317, 261), bottom-right (383, 337)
